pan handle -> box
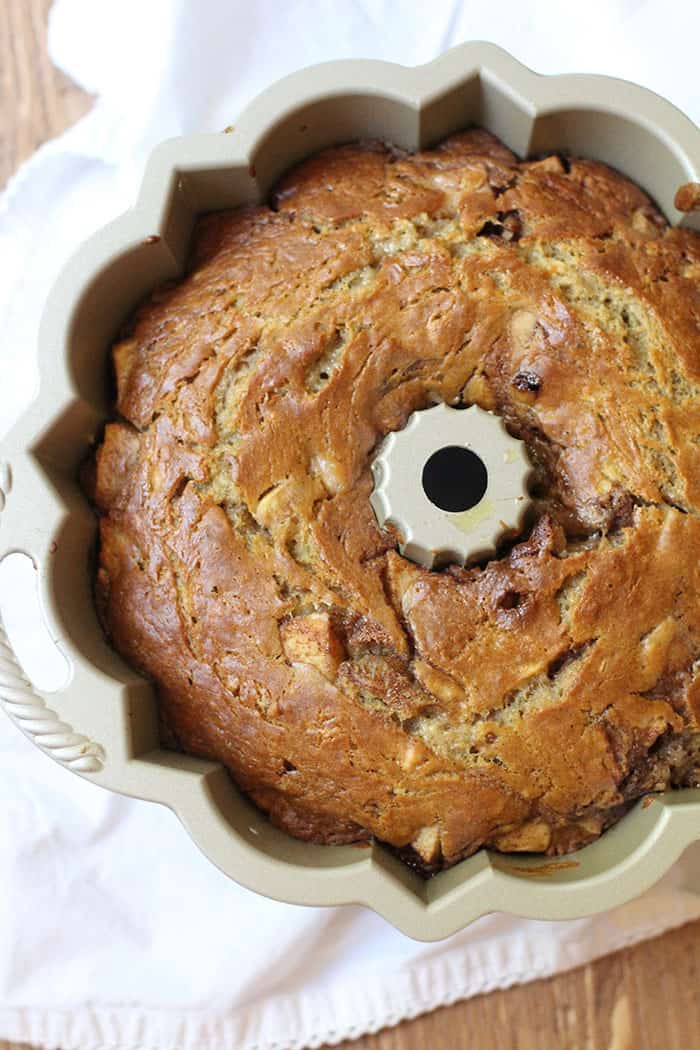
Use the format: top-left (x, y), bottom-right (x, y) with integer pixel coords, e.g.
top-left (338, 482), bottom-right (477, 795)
top-left (0, 452), bottom-right (105, 773)
top-left (0, 611), bottom-right (104, 772)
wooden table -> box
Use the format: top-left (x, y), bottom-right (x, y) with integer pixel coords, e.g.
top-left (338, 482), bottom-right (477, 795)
top-left (2, 2), bottom-right (699, 1048)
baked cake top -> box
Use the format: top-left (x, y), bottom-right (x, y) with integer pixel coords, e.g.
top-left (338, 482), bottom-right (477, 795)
top-left (91, 130), bottom-right (700, 869)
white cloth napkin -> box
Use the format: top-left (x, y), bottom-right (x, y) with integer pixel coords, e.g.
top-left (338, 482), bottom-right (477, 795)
top-left (3, 2), bottom-right (700, 1048)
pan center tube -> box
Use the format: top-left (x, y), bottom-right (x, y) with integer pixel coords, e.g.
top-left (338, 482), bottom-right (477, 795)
top-left (369, 403), bottom-right (533, 569)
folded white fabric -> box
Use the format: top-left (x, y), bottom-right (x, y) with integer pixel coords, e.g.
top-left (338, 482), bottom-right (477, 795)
top-left (2, 2), bottom-right (700, 1049)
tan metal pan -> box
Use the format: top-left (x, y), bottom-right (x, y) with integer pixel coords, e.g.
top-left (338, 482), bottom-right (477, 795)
top-left (2, 42), bottom-right (700, 941)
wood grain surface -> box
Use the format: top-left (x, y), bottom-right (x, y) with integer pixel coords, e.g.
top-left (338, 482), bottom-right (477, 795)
top-left (1, 2), bottom-right (699, 1049)
top-left (1, 0), bottom-right (91, 188)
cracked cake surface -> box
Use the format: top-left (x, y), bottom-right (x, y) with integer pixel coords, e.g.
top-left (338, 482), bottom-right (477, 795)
top-left (90, 129), bottom-right (700, 871)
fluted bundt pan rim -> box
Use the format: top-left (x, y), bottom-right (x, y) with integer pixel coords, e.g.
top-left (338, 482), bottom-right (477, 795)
top-left (2, 42), bottom-right (700, 940)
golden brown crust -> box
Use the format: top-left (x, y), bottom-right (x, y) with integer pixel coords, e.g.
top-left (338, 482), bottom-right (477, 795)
top-left (675, 182), bottom-right (700, 213)
top-left (93, 129), bottom-right (700, 870)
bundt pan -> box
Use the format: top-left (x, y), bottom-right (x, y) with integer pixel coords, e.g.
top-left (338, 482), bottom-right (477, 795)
top-left (2, 42), bottom-right (700, 941)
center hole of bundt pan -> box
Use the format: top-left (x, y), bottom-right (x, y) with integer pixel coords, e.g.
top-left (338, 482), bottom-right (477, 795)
top-left (421, 446), bottom-right (488, 513)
